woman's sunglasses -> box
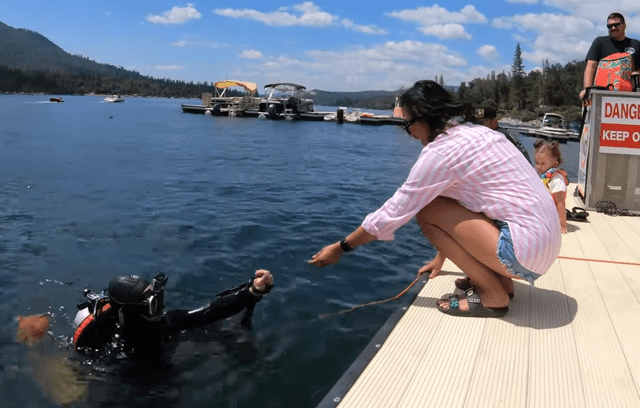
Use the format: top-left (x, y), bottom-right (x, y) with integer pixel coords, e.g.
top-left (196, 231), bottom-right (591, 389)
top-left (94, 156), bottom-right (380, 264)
top-left (400, 117), bottom-right (417, 135)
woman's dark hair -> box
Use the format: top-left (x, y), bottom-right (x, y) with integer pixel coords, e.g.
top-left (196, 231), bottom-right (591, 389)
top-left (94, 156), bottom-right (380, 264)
top-left (399, 80), bottom-right (473, 141)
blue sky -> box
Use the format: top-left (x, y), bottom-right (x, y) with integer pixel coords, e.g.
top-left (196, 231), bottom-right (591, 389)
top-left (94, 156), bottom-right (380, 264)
top-left (2, 1), bottom-right (640, 91)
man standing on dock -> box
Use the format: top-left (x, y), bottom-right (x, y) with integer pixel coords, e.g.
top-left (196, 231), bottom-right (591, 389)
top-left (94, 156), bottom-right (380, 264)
top-left (580, 12), bottom-right (640, 101)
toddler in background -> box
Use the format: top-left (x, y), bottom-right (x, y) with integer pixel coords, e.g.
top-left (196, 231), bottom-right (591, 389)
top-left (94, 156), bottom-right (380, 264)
top-left (534, 139), bottom-right (569, 233)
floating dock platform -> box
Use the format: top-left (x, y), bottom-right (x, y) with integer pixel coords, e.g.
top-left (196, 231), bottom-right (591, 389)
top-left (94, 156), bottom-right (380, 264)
top-left (181, 104), bottom-right (403, 126)
top-left (318, 183), bottom-right (640, 408)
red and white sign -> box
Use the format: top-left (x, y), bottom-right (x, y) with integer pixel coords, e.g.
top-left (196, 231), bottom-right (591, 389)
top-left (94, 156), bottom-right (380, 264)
top-left (600, 96), bottom-right (640, 155)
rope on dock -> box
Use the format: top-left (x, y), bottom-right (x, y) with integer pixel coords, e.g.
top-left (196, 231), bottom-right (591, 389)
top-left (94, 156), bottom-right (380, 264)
top-left (324, 255), bottom-right (640, 318)
top-left (318, 274), bottom-right (426, 319)
top-left (558, 255), bottom-right (640, 267)
top-left (335, 274), bottom-right (425, 315)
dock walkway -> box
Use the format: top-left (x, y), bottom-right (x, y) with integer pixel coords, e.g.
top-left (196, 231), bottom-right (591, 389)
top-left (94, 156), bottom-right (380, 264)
top-left (318, 184), bottom-right (640, 408)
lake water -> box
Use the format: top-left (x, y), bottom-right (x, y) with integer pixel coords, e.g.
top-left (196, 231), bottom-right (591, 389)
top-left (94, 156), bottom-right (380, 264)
top-left (0, 95), bottom-right (579, 407)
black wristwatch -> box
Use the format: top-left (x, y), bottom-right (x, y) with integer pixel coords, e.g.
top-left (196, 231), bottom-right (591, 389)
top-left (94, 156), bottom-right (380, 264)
top-left (339, 239), bottom-right (354, 252)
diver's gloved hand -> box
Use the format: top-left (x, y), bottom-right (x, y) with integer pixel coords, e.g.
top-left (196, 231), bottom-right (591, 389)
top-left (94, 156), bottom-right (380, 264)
top-left (249, 269), bottom-right (274, 296)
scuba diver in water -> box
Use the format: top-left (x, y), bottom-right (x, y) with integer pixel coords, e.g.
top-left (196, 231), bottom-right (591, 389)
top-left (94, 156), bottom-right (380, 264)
top-left (69, 269), bottom-right (274, 357)
top-left (15, 270), bottom-right (273, 404)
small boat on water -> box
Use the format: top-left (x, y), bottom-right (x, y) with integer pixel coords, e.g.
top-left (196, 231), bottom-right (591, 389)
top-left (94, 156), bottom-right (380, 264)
top-left (50, 97), bottom-right (64, 103)
top-left (323, 107), bottom-right (402, 125)
top-left (209, 80), bottom-right (261, 116)
top-left (523, 113), bottom-right (580, 141)
top-left (258, 83), bottom-right (314, 120)
top-left (323, 107), bottom-right (365, 123)
top-left (181, 80), bottom-right (261, 116)
top-left (104, 90), bottom-right (125, 103)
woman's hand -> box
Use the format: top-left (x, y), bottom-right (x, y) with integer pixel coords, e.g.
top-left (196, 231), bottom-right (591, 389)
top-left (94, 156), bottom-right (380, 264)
top-left (308, 242), bottom-right (343, 267)
top-left (418, 251), bottom-right (445, 279)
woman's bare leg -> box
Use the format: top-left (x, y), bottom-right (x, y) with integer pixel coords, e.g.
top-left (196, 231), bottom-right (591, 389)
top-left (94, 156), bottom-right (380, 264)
top-left (416, 197), bottom-right (515, 309)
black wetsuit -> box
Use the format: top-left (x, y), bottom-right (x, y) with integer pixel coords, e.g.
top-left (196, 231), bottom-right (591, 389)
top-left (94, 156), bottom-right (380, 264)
top-left (74, 280), bottom-right (264, 356)
top-left (497, 127), bottom-right (532, 164)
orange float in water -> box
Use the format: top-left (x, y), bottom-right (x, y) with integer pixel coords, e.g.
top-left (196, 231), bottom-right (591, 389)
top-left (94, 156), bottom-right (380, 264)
top-left (17, 315), bottom-right (50, 345)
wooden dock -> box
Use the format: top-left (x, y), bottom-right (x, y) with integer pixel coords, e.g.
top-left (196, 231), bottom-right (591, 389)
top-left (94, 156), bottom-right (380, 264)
top-left (318, 184), bottom-right (640, 408)
top-left (181, 104), bottom-right (403, 126)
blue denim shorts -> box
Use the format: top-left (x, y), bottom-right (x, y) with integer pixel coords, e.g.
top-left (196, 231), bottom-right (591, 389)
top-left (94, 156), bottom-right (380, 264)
top-left (495, 220), bottom-right (542, 285)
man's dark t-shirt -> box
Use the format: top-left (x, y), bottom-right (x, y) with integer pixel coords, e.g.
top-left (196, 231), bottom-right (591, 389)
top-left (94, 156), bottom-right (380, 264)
top-left (586, 36), bottom-right (640, 70)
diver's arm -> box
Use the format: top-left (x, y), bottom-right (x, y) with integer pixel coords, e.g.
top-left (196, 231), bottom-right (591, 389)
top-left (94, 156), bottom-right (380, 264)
top-left (163, 270), bottom-right (273, 331)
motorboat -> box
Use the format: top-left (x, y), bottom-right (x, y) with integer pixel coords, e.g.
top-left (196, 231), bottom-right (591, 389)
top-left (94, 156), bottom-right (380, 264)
top-left (323, 107), bottom-right (403, 125)
top-left (209, 80), bottom-right (261, 116)
top-left (104, 90), bottom-right (125, 103)
top-left (181, 80), bottom-right (261, 116)
top-left (530, 113), bottom-right (578, 141)
top-left (49, 97), bottom-right (64, 103)
top-left (324, 108), bottom-right (374, 123)
top-left (259, 83), bottom-right (314, 120)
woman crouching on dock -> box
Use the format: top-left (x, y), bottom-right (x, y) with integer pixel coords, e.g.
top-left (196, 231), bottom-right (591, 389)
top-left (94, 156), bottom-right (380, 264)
top-left (309, 80), bottom-right (560, 317)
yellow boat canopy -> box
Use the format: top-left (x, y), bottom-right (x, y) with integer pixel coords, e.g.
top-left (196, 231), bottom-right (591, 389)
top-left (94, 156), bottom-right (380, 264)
top-left (214, 80), bottom-right (258, 95)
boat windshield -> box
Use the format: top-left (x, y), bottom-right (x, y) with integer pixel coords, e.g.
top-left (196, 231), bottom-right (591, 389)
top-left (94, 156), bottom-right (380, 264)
top-left (265, 83), bottom-right (306, 100)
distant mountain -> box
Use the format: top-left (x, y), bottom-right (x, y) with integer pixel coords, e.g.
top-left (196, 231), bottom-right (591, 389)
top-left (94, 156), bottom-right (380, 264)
top-left (0, 21), bottom-right (143, 79)
top-left (309, 85), bottom-right (458, 110)
top-left (0, 21), bottom-right (455, 105)
top-left (309, 89), bottom-right (401, 110)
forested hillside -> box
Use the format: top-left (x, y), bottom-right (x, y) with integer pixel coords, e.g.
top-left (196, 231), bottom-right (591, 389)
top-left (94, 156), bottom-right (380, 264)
top-left (1, 21), bottom-right (586, 117)
top-left (0, 21), bottom-right (214, 98)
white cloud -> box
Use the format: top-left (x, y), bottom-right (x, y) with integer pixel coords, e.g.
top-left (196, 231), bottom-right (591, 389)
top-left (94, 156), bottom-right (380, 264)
top-left (492, 13), bottom-right (594, 64)
top-left (155, 65), bottom-right (184, 71)
top-left (543, 0), bottom-right (640, 21)
top-left (387, 5), bottom-right (487, 25)
top-left (626, 14), bottom-right (640, 35)
top-left (249, 40), bottom-right (469, 91)
top-left (340, 19), bottom-right (388, 35)
top-left (512, 34), bottom-right (531, 45)
top-left (241, 49), bottom-right (263, 59)
top-left (477, 44), bottom-right (500, 60)
top-left (214, 8), bottom-right (299, 26)
top-left (387, 5), bottom-right (485, 40)
top-left (147, 4), bottom-right (201, 25)
top-left (418, 24), bottom-right (472, 40)
top-left (171, 39), bottom-right (228, 48)
top-left (214, 2), bottom-right (387, 34)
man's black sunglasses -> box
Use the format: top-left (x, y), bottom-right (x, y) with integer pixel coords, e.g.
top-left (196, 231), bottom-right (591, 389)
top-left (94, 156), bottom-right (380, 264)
top-left (607, 22), bottom-right (623, 30)
top-left (400, 117), bottom-right (417, 135)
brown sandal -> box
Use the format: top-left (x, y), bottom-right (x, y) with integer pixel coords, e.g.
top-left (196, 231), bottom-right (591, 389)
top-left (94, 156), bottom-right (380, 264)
top-left (437, 288), bottom-right (509, 318)
top-left (455, 277), bottom-right (514, 299)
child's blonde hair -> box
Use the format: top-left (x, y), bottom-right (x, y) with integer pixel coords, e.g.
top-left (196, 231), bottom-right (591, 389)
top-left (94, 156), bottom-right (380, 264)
top-left (534, 139), bottom-right (563, 167)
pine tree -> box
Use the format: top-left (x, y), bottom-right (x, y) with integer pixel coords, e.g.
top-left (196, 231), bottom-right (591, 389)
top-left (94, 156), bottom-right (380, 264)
top-left (510, 44), bottom-right (527, 109)
top-left (511, 44), bottom-right (525, 78)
